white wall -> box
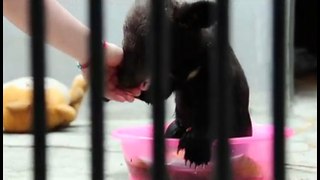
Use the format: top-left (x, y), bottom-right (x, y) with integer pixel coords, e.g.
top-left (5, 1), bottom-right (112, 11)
top-left (230, 0), bottom-right (274, 119)
top-left (3, 0), bottom-right (281, 121)
top-left (3, 0), bottom-right (135, 85)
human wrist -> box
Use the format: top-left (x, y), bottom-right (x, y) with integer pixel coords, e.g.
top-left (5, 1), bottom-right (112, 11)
top-left (76, 61), bottom-right (90, 71)
top-left (76, 41), bottom-right (108, 71)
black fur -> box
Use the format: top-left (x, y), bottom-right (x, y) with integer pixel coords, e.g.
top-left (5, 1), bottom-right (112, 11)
top-left (117, 0), bottom-right (252, 166)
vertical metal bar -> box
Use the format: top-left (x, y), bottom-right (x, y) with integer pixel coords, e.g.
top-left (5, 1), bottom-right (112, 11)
top-left (30, 0), bottom-right (47, 180)
top-left (148, 0), bottom-right (169, 179)
top-left (208, 4), bottom-right (219, 180)
top-left (211, 0), bottom-right (232, 179)
top-left (272, 0), bottom-right (286, 179)
top-left (285, 0), bottom-right (296, 111)
top-left (89, 0), bottom-right (105, 179)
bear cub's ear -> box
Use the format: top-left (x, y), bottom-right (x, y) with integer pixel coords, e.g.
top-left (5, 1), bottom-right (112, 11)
top-left (173, 1), bottom-right (216, 29)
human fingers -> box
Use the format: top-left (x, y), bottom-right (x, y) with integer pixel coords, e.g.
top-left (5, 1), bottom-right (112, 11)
top-left (126, 88), bottom-right (142, 97)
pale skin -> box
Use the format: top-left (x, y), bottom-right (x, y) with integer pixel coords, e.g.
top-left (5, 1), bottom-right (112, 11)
top-left (3, 0), bottom-right (142, 102)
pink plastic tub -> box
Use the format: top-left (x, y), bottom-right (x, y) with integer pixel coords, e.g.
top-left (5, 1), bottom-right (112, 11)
top-left (112, 123), bottom-right (294, 180)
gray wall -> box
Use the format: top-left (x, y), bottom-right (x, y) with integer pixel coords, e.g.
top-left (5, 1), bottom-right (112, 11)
top-left (4, 0), bottom-right (286, 120)
top-left (3, 0), bottom-right (134, 86)
top-left (230, 0), bottom-right (273, 117)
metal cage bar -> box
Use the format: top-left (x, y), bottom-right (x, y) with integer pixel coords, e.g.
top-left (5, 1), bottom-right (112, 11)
top-left (89, 0), bottom-right (105, 179)
top-left (272, 0), bottom-right (286, 179)
top-left (148, 0), bottom-right (170, 179)
top-left (215, 0), bottom-right (233, 179)
top-left (30, 0), bottom-right (47, 180)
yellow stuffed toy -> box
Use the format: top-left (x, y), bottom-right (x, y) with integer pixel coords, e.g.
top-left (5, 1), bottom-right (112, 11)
top-left (3, 74), bottom-right (88, 133)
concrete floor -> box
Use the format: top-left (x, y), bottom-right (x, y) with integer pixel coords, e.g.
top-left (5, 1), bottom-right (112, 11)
top-left (3, 75), bottom-right (317, 180)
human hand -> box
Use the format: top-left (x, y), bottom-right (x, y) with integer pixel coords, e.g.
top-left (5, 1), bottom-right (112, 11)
top-left (81, 42), bottom-right (142, 102)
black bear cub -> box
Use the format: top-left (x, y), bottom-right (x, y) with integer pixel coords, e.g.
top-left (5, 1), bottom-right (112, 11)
top-left (117, 0), bottom-right (252, 166)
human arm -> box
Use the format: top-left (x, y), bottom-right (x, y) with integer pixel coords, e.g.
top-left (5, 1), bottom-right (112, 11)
top-left (3, 0), bottom-right (141, 102)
